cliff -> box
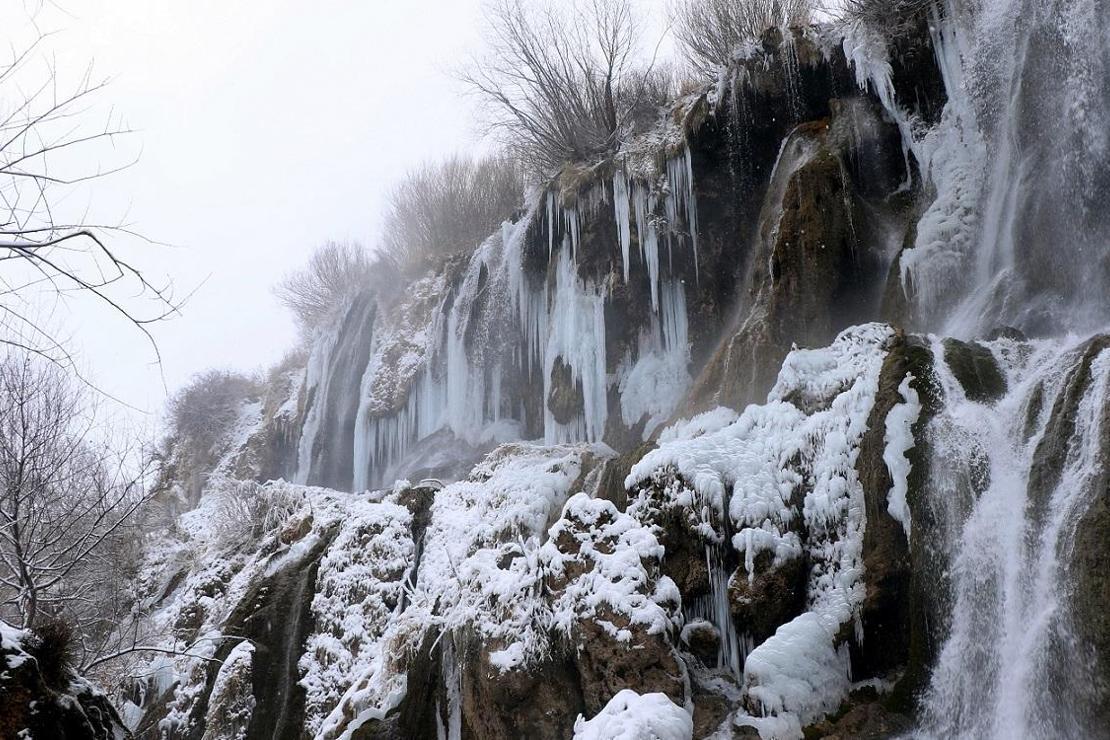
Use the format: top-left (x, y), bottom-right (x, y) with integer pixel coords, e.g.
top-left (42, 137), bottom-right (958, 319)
top-left (117, 6), bottom-right (1110, 740)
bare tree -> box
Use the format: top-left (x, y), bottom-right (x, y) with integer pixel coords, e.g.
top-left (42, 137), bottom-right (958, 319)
top-left (275, 241), bottom-right (377, 335)
top-left (671, 0), bottom-right (814, 78)
top-left (460, 0), bottom-right (669, 176)
top-left (0, 352), bottom-right (152, 632)
top-left (380, 154), bottom-right (523, 278)
top-left (0, 19), bottom-right (177, 373)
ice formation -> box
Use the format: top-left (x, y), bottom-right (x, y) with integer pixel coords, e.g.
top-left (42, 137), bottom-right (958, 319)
top-left (629, 324), bottom-right (896, 732)
top-left (883, 373), bottom-right (920, 538)
top-left (572, 690), bottom-right (693, 740)
top-left (619, 279), bottom-right (693, 439)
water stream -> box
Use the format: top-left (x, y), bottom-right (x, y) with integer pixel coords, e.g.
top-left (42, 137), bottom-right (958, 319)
top-left (914, 337), bottom-right (1110, 738)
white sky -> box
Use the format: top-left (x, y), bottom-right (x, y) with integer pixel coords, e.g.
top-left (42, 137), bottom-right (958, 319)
top-left (3, 0), bottom-right (671, 426)
top-left (13, 0), bottom-right (487, 420)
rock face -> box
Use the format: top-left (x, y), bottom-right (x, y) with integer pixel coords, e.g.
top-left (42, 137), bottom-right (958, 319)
top-left (1047, 336), bottom-right (1110, 726)
top-left (1, 622), bottom-right (131, 739)
top-left (101, 11), bottom-right (1110, 740)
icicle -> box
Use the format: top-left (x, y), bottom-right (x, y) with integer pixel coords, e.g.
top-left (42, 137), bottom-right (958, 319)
top-left (619, 280), bottom-right (692, 439)
top-left (543, 245), bottom-right (608, 444)
top-left (632, 182), bottom-right (661, 312)
top-left (613, 168), bottom-right (632, 284)
top-left (665, 149), bottom-right (700, 283)
top-left (546, 191), bottom-right (556, 257)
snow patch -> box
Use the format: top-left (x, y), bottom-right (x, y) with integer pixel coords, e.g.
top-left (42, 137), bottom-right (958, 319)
top-left (573, 689), bottom-right (693, 740)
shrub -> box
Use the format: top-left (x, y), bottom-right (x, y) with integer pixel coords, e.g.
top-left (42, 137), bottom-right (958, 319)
top-left (275, 241), bottom-right (375, 334)
top-left (26, 616), bottom-right (76, 687)
top-left (379, 154), bottom-right (524, 278)
top-left (837, 0), bottom-right (939, 36)
top-left (461, 0), bottom-right (671, 176)
top-left (211, 479), bottom-right (306, 549)
top-left (169, 370), bottom-right (260, 455)
top-left (672, 0), bottom-right (814, 78)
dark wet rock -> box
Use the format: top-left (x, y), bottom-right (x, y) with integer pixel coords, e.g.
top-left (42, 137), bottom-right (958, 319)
top-left (852, 334), bottom-right (916, 679)
top-left (682, 620), bottom-right (721, 666)
top-left (987, 326), bottom-right (1028, 342)
top-left (941, 338), bottom-right (1008, 403)
top-left (692, 97), bottom-right (912, 409)
top-left (690, 683), bottom-right (733, 738)
top-left (155, 529), bottom-right (336, 740)
top-left (1044, 335), bottom-right (1110, 722)
top-left (572, 612), bottom-right (686, 715)
top-left (803, 688), bottom-right (914, 740)
top-left (460, 645), bottom-right (583, 740)
top-left (595, 442), bottom-right (656, 512)
top-left (1022, 380), bottom-right (1046, 442)
top-left (548, 356), bottom-right (585, 425)
top-left (1, 623), bottom-right (131, 740)
top-left (1028, 336), bottom-right (1110, 532)
top-left (628, 469), bottom-right (716, 598)
top-left (729, 552), bottom-right (808, 644)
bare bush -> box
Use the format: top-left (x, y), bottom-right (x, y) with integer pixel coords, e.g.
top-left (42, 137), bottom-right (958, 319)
top-left (160, 369), bottom-right (261, 510)
top-left (672, 0), bottom-right (814, 78)
top-left (276, 241), bottom-right (375, 334)
top-left (836, 0), bottom-right (939, 36)
top-left (380, 155), bottom-right (524, 278)
top-left (168, 370), bottom-right (261, 458)
top-left (461, 0), bottom-right (669, 176)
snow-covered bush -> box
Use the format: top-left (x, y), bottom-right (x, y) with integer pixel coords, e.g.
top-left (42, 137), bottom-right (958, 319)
top-left (671, 0), bottom-right (814, 78)
top-left (210, 478), bottom-right (306, 550)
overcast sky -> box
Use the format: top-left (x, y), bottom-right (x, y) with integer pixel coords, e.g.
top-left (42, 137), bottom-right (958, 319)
top-left (0, 0), bottom-right (674, 429)
top-left (6, 0), bottom-right (486, 421)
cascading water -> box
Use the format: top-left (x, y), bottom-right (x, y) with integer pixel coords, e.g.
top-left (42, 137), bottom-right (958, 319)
top-left (687, 543), bottom-right (746, 679)
top-left (875, 0), bottom-right (1110, 337)
top-left (912, 336), bottom-right (1110, 738)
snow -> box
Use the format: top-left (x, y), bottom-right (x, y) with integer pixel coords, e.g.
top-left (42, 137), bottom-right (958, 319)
top-left (205, 641), bottom-right (256, 740)
top-left (402, 443), bottom-right (609, 660)
top-left (657, 408), bottom-right (740, 445)
top-left (573, 690), bottom-right (693, 740)
top-left (1, 620), bottom-right (27, 670)
top-left (883, 373), bottom-right (920, 538)
top-left (299, 500), bottom-right (413, 734)
top-left (541, 493), bottom-right (679, 642)
top-left (628, 324), bottom-right (896, 734)
top-left (742, 612), bottom-right (851, 724)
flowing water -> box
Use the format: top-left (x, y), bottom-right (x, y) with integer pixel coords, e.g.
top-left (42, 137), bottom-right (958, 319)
top-left (897, 1), bottom-right (1110, 735)
top-left (911, 337), bottom-right (1110, 738)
